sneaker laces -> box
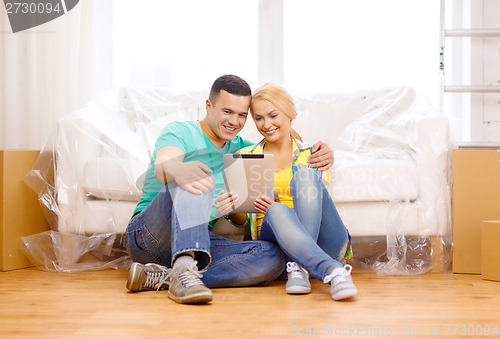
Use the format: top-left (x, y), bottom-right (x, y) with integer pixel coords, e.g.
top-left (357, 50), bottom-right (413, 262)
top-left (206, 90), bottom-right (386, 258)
top-left (178, 262), bottom-right (204, 288)
top-left (287, 262), bottom-right (307, 280)
top-left (144, 267), bottom-right (172, 291)
top-left (323, 264), bottom-right (353, 285)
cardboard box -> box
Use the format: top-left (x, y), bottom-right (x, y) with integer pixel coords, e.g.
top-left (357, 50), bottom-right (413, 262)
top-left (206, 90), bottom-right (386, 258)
top-left (452, 149), bottom-right (500, 274)
top-left (482, 221), bottom-right (500, 282)
top-left (0, 150), bottom-right (50, 271)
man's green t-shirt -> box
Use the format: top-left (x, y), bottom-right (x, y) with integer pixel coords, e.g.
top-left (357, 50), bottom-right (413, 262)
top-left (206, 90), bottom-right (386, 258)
top-left (133, 120), bottom-right (253, 229)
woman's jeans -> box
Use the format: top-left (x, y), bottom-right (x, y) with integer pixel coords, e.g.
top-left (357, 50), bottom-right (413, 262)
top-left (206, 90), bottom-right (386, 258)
top-left (260, 168), bottom-right (349, 282)
top-left (125, 179), bottom-right (285, 288)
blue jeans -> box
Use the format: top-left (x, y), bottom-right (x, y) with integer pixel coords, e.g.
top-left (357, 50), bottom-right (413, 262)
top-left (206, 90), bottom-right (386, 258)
top-left (126, 179), bottom-right (285, 288)
top-left (260, 168), bottom-right (349, 282)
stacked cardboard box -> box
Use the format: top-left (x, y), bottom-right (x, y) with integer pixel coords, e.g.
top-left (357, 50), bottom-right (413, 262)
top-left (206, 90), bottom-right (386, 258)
top-left (482, 221), bottom-right (500, 282)
top-left (0, 150), bottom-right (50, 271)
top-left (453, 149), bottom-right (500, 279)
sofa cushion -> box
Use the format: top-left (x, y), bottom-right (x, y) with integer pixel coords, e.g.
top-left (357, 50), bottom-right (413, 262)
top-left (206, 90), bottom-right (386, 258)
top-left (83, 200), bottom-right (137, 234)
top-left (82, 158), bottom-right (146, 201)
top-left (336, 200), bottom-right (419, 236)
top-left (330, 158), bottom-right (418, 203)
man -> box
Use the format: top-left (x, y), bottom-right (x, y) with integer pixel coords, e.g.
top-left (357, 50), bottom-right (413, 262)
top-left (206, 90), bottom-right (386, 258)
top-left (125, 75), bottom-right (333, 304)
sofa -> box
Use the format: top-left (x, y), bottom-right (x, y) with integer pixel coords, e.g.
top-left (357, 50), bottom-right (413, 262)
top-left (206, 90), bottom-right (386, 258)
top-left (26, 86), bottom-right (451, 274)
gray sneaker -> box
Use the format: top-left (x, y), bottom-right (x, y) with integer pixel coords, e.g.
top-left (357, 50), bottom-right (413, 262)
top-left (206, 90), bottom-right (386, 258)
top-left (323, 264), bottom-right (357, 301)
top-left (168, 262), bottom-right (212, 304)
top-left (126, 262), bottom-right (172, 292)
top-left (286, 262), bottom-right (311, 294)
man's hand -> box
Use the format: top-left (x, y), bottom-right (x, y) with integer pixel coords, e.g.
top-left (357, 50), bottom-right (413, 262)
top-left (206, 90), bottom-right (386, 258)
top-left (171, 161), bottom-right (213, 194)
top-left (309, 141), bottom-right (334, 171)
top-left (154, 146), bottom-right (213, 194)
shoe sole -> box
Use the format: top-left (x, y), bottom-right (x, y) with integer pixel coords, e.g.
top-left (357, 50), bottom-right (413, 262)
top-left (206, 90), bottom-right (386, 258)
top-left (331, 288), bottom-right (357, 301)
top-left (168, 290), bottom-right (213, 304)
top-left (286, 286), bottom-right (311, 295)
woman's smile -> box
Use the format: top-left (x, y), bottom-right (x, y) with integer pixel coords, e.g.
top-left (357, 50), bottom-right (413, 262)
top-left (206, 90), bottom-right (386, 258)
top-left (264, 127), bottom-right (278, 136)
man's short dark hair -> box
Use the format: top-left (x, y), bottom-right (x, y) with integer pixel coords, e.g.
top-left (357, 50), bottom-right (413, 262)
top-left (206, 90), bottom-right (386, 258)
top-left (209, 74), bottom-right (252, 103)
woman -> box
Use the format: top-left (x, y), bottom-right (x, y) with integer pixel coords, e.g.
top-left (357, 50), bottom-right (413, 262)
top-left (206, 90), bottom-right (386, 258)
top-left (215, 83), bottom-right (357, 301)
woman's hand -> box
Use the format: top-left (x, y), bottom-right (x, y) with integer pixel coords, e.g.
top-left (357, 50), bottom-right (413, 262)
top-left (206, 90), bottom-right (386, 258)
top-left (214, 190), bottom-right (238, 216)
top-left (254, 190), bottom-right (280, 214)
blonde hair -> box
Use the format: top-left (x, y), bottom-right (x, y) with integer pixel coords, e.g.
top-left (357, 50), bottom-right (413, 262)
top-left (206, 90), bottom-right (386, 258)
top-left (250, 83), bottom-right (302, 141)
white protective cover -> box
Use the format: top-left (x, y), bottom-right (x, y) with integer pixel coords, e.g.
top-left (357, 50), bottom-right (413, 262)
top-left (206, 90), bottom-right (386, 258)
top-left (22, 86), bottom-right (452, 274)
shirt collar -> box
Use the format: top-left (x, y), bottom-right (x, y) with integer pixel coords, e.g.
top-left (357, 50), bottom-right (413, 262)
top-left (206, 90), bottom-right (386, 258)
top-left (250, 136), bottom-right (310, 155)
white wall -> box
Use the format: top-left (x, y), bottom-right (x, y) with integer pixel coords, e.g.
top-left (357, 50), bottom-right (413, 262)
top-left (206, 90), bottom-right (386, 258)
top-left (445, 0), bottom-right (500, 143)
top-left (480, 0), bottom-right (500, 142)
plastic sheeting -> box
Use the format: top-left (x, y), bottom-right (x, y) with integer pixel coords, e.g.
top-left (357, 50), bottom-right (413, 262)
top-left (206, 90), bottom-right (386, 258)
top-left (22, 88), bottom-right (207, 272)
top-left (20, 231), bottom-right (130, 272)
top-left (291, 87), bottom-right (453, 275)
top-left (22, 86), bottom-right (452, 274)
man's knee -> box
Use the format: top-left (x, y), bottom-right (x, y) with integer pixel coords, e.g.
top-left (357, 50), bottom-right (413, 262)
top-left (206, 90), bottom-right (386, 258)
top-left (173, 175), bottom-right (216, 202)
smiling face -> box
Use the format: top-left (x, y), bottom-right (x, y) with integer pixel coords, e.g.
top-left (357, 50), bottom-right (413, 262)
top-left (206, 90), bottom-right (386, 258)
top-left (203, 90), bottom-right (251, 146)
top-left (251, 98), bottom-right (292, 143)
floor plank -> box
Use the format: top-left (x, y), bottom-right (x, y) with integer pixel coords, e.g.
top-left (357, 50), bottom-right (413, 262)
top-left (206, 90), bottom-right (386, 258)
top-left (1, 268), bottom-right (500, 338)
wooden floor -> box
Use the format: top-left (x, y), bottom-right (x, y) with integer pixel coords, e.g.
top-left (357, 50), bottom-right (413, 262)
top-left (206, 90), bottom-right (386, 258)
top-left (1, 268), bottom-right (500, 338)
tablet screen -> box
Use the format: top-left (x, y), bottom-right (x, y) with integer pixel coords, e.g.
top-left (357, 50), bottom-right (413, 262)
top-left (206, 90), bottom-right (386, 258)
top-left (223, 153), bottom-right (274, 213)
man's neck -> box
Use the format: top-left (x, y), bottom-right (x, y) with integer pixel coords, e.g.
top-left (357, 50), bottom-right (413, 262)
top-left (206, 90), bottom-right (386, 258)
top-left (198, 120), bottom-right (225, 148)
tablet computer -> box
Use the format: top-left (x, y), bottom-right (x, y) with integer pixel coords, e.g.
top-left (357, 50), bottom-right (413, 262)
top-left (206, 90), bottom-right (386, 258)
top-left (223, 153), bottom-right (275, 213)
